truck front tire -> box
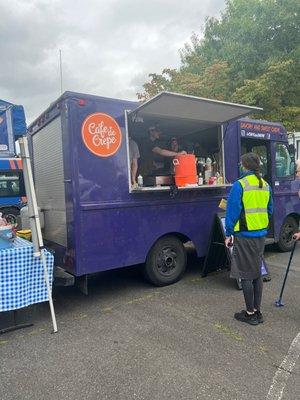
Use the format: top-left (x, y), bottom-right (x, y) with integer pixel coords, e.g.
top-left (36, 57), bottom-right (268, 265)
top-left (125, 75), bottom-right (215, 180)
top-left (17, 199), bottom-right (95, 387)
top-left (277, 216), bottom-right (298, 252)
top-left (144, 235), bottom-right (187, 286)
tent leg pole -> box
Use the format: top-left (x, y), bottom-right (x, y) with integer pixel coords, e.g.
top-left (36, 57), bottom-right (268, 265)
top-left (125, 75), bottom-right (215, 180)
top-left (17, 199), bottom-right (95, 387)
top-left (41, 250), bottom-right (58, 333)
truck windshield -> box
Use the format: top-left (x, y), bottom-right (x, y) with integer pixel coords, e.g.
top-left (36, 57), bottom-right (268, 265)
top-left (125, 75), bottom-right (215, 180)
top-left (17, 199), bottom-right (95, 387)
top-left (0, 171), bottom-right (25, 197)
top-left (241, 140), bottom-right (270, 183)
top-left (251, 145), bottom-right (268, 179)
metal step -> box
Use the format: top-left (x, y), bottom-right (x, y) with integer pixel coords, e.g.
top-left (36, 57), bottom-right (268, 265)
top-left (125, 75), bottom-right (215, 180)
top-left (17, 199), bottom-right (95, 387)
top-left (53, 266), bottom-right (75, 287)
top-left (265, 238), bottom-right (275, 246)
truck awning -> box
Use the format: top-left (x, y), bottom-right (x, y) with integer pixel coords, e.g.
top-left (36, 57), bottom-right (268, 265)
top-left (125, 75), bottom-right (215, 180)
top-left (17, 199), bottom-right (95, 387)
top-left (129, 92), bottom-right (262, 133)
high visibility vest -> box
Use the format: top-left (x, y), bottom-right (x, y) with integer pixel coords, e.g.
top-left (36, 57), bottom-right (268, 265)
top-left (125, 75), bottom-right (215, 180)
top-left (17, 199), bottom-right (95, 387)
top-left (234, 174), bottom-right (270, 232)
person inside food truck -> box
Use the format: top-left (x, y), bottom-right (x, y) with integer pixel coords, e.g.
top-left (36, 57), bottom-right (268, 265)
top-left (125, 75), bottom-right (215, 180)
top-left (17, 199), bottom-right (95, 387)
top-left (129, 136), bottom-right (140, 186)
top-left (166, 136), bottom-right (187, 173)
top-left (144, 126), bottom-right (186, 175)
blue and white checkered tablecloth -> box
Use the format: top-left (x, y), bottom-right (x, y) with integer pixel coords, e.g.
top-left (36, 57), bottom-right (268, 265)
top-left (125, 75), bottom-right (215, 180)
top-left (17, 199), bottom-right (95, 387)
top-left (0, 237), bottom-right (54, 312)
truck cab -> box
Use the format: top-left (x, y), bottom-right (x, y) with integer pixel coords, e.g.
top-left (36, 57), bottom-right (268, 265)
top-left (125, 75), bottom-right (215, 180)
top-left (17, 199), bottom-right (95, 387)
top-left (225, 118), bottom-right (299, 251)
top-left (0, 99), bottom-right (27, 224)
top-left (0, 158), bottom-right (26, 224)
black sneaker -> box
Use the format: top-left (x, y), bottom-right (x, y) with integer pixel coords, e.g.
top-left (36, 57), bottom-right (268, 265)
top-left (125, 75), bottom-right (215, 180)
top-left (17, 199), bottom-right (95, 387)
top-left (255, 310), bottom-right (264, 323)
top-left (234, 310), bottom-right (259, 325)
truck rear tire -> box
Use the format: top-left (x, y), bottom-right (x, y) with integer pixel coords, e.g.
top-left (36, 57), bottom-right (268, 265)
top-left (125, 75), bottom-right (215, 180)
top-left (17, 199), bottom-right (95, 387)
top-left (277, 216), bottom-right (298, 252)
top-left (144, 235), bottom-right (187, 286)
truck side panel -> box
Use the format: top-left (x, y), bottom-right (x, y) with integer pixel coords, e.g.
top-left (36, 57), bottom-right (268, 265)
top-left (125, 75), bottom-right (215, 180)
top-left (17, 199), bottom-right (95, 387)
top-left (68, 96), bottom-right (228, 275)
top-left (77, 197), bottom-right (224, 274)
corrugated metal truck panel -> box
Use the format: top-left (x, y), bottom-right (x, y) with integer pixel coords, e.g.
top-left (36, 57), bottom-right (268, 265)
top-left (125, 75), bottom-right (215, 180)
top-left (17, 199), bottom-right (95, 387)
top-left (32, 116), bottom-right (67, 246)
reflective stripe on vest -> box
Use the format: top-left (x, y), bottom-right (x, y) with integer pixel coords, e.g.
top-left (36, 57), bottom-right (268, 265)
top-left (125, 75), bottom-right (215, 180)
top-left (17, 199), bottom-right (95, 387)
top-left (234, 174), bottom-right (270, 232)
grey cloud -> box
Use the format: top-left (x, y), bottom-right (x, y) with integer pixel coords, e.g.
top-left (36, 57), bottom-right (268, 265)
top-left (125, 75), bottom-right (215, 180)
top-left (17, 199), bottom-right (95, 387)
top-left (0, 0), bottom-right (225, 122)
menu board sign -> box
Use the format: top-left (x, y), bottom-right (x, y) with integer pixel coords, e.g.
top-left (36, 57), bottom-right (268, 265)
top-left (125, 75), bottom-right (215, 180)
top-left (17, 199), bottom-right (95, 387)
top-left (239, 121), bottom-right (283, 140)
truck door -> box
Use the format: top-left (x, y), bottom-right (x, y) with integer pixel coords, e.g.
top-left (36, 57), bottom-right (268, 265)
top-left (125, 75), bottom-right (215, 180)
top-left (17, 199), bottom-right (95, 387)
top-left (240, 138), bottom-right (274, 236)
top-left (271, 141), bottom-right (298, 250)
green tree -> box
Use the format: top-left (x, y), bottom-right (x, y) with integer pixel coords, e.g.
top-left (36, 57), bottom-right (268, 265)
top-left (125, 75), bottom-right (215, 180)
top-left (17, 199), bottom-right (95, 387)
top-left (138, 61), bottom-right (231, 101)
top-left (232, 59), bottom-right (300, 130)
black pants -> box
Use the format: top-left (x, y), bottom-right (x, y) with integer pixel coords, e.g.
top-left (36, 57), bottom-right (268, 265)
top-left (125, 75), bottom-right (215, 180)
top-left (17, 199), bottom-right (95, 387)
top-left (241, 277), bottom-right (263, 312)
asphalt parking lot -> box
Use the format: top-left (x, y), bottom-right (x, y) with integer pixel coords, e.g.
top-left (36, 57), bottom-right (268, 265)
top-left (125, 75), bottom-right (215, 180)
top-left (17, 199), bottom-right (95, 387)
top-left (0, 245), bottom-right (299, 400)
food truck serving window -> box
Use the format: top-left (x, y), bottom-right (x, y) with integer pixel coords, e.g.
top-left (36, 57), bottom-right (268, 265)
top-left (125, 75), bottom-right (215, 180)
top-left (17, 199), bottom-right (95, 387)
top-left (125, 92), bottom-right (262, 192)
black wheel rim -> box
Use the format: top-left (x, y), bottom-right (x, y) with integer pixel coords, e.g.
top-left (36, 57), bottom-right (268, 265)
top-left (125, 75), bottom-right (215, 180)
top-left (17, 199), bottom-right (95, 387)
top-left (281, 221), bottom-right (295, 247)
top-left (4, 214), bottom-right (17, 226)
top-left (156, 246), bottom-right (178, 276)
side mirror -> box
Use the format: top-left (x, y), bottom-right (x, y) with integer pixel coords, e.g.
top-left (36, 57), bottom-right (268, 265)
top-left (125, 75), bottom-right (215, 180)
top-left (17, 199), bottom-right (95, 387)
top-left (290, 161), bottom-right (295, 176)
top-left (288, 145), bottom-right (295, 176)
top-left (288, 144), bottom-right (296, 156)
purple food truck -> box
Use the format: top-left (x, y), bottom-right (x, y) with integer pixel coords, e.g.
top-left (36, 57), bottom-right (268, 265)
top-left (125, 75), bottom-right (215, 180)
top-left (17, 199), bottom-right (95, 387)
top-left (27, 91), bottom-right (300, 289)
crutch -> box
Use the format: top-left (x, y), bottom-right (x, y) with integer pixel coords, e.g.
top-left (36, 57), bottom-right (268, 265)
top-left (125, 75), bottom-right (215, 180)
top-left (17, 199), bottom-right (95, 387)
top-left (275, 241), bottom-right (297, 307)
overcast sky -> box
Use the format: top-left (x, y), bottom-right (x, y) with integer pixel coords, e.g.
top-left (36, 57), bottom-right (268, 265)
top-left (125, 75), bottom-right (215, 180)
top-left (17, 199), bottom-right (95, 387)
top-left (0, 0), bottom-right (225, 122)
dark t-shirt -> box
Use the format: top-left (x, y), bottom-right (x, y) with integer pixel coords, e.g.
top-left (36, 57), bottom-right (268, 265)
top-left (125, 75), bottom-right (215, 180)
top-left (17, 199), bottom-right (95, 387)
top-left (140, 138), bottom-right (166, 176)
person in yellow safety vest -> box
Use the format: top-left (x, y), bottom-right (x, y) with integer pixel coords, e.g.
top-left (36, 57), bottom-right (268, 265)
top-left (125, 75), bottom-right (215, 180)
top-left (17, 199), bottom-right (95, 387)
top-left (225, 152), bottom-right (273, 326)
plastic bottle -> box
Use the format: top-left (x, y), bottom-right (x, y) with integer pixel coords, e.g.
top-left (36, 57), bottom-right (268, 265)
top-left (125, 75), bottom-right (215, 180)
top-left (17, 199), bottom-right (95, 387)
top-left (137, 175), bottom-right (143, 187)
top-left (198, 173), bottom-right (203, 186)
top-left (216, 173), bottom-right (224, 185)
top-left (204, 157), bottom-right (212, 183)
top-left (206, 157), bottom-right (212, 170)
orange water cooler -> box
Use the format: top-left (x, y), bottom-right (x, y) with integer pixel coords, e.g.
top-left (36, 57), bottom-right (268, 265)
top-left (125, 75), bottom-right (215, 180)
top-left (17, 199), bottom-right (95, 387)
top-left (173, 154), bottom-right (197, 186)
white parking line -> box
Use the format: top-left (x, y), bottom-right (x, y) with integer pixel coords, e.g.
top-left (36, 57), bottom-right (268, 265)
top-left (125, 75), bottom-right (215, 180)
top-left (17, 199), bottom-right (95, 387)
top-left (267, 332), bottom-right (300, 399)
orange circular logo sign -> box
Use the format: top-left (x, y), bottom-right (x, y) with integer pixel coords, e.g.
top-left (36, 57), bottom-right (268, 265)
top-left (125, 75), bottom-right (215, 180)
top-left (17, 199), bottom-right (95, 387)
top-left (81, 113), bottom-right (122, 157)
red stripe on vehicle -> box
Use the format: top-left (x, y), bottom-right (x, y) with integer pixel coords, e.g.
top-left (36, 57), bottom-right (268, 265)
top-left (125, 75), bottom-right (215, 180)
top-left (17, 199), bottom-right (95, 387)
top-left (16, 159), bottom-right (23, 169)
top-left (9, 160), bottom-right (16, 169)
